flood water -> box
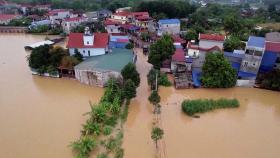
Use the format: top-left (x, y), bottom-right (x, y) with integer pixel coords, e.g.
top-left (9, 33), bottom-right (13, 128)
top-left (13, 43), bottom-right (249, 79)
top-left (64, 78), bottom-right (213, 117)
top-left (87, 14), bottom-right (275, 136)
top-left (1, 34), bottom-right (280, 158)
top-left (0, 34), bottom-right (104, 158)
top-left (124, 49), bottom-right (280, 158)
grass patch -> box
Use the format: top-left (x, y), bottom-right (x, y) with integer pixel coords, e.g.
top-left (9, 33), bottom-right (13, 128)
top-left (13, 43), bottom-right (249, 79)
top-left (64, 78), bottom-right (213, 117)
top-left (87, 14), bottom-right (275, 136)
top-left (181, 98), bottom-right (240, 116)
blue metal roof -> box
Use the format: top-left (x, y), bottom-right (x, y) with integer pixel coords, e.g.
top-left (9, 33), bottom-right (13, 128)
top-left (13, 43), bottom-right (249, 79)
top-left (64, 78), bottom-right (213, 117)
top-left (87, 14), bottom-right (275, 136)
top-left (247, 36), bottom-right (265, 48)
top-left (158, 19), bottom-right (180, 24)
top-left (224, 51), bottom-right (245, 59)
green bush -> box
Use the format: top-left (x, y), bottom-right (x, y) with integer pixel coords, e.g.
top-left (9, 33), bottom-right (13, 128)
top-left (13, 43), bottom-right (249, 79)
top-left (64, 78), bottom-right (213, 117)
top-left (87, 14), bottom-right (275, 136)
top-left (258, 70), bottom-right (280, 91)
top-left (181, 98), bottom-right (240, 116)
top-left (103, 126), bottom-right (112, 136)
top-left (125, 43), bottom-right (134, 49)
top-left (97, 153), bottom-right (108, 158)
top-left (158, 73), bottom-right (171, 86)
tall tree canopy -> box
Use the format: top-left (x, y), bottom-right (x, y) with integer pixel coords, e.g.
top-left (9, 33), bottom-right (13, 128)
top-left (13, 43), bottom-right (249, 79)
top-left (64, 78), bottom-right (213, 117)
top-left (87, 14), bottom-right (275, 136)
top-left (201, 52), bottom-right (237, 88)
top-left (148, 35), bottom-right (175, 69)
top-left (121, 62), bottom-right (140, 87)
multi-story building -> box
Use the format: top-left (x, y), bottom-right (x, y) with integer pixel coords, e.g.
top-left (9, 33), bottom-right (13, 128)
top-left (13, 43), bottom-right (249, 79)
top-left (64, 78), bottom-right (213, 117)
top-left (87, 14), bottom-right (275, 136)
top-left (239, 36), bottom-right (265, 79)
top-left (62, 17), bottom-right (87, 34)
top-left (157, 19), bottom-right (180, 36)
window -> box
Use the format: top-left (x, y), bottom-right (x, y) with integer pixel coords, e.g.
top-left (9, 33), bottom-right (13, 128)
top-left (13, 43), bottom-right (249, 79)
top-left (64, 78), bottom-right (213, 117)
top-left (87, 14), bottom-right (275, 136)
top-left (111, 29), bottom-right (113, 32)
top-left (87, 41), bottom-right (89, 44)
top-left (245, 49), bottom-right (254, 55)
top-left (83, 50), bottom-right (85, 54)
top-left (254, 51), bottom-right (262, 57)
top-left (88, 50), bottom-right (90, 56)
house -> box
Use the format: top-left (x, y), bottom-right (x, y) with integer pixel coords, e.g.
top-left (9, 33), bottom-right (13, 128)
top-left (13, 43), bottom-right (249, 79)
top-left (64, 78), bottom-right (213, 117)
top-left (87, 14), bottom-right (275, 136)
top-left (224, 51), bottom-right (245, 72)
top-left (147, 20), bottom-right (158, 33)
top-left (62, 16), bottom-right (87, 34)
top-left (109, 34), bottom-right (130, 49)
top-left (104, 19), bottom-right (121, 34)
top-left (74, 48), bottom-right (135, 87)
top-left (171, 48), bottom-right (186, 73)
top-left (157, 19), bottom-right (180, 36)
top-left (260, 32), bottom-right (280, 71)
top-left (67, 28), bottom-right (109, 57)
top-left (110, 12), bottom-right (131, 24)
top-left (29, 19), bottom-right (51, 29)
top-left (131, 12), bottom-right (150, 28)
top-left (0, 3), bottom-right (19, 14)
top-left (172, 35), bottom-right (186, 48)
top-left (0, 14), bottom-right (20, 25)
top-left (98, 9), bottom-right (112, 19)
top-left (238, 36), bottom-right (265, 80)
top-left (48, 9), bottom-right (71, 24)
top-left (85, 11), bottom-right (98, 22)
top-left (187, 34), bottom-right (225, 69)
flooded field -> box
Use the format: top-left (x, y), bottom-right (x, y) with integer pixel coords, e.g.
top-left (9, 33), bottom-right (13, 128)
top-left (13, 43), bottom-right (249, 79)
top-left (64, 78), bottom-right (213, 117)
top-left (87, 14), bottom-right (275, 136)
top-left (0, 34), bottom-right (104, 158)
top-left (124, 49), bottom-right (280, 158)
top-left (1, 34), bottom-right (280, 158)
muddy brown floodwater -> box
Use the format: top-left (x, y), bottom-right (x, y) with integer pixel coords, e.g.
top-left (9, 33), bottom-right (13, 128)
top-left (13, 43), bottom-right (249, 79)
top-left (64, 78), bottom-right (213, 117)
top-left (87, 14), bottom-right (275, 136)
top-left (124, 49), bottom-right (280, 158)
top-left (1, 34), bottom-right (280, 158)
top-left (0, 34), bottom-right (104, 158)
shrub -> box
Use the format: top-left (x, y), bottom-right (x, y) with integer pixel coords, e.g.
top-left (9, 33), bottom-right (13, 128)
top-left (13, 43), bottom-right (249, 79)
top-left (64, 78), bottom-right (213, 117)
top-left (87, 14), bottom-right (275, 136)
top-left (103, 126), bottom-right (112, 136)
top-left (158, 73), bottom-right (171, 86)
top-left (181, 98), bottom-right (240, 116)
top-left (114, 148), bottom-right (124, 158)
top-left (97, 153), bottom-right (108, 158)
top-left (148, 91), bottom-right (161, 105)
top-left (70, 136), bottom-right (96, 158)
top-left (125, 43), bottom-right (134, 49)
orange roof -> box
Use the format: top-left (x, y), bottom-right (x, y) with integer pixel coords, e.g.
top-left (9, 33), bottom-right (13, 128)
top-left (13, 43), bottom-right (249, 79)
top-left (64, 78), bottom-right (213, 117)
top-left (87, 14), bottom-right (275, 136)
top-left (199, 34), bottom-right (225, 41)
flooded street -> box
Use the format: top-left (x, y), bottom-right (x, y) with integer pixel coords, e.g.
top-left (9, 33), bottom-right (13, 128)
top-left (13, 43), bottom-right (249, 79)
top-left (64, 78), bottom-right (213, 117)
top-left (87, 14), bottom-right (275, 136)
top-left (1, 34), bottom-right (280, 158)
top-left (0, 34), bottom-right (104, 158)
top-left (124, 49), bottom-right (280, 158)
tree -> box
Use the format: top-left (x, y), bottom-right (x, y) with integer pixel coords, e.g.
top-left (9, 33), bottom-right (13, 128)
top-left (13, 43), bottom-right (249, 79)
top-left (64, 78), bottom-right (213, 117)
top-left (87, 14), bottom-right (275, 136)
top-left (60, 56), bottom-right (80, 69)
top-left (151, 127), bottom-right (164, 149)
top-left (148, 35), bottom-right (175, 69)
top-left (74, 49), bottom-right (84, 62)
top-left (223, 15), bottom-right (243, 35)
top-left (28, 45), bottom-right (50, 69)
top-left (201, 52), bottom-right (237, 88)
top-left (123, 79), bottom-right (137, 101)
top-left (223, 36), bottom-right (245, 52)
top-left (121, 63), bottom-right (140, 87)
top-left (184, 29), bottom-right (198, 42)
top-left (148, 91), bottom-right (161, 105)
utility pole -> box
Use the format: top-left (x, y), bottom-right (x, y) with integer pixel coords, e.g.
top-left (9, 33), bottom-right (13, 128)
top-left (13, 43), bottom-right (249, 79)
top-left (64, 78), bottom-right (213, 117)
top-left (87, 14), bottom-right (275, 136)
top-left (155, 71), bottom-right (158, 91)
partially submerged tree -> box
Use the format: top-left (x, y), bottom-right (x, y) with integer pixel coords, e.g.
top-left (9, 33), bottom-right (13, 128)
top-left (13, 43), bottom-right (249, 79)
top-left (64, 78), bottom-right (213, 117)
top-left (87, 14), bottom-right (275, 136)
top-left (201, 52), bottom-right (237, 88)
top-left (123, 79), bottom-right (137, 102)
top-left (121, 62), bottom-right (140, 87)
top-left (151, 127), bottom-right (164, 149)
top-left (148, 35), bottom-right (175, 69)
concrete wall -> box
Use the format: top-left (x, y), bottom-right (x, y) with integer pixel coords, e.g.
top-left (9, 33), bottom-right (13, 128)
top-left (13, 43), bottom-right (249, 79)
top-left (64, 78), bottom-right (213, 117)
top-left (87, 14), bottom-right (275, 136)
top-left (199, 40), bottom-right (224, 49)
top-left (106, 25), bottom-right (121, 34)
top-left (69, 48), bottom-right (106, 57)
top-left (158, 23), bottom-right (180, 36)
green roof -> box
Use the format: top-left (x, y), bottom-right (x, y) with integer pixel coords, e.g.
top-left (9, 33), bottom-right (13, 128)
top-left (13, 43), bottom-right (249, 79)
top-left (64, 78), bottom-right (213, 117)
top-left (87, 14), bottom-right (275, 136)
top-left (75, 48), bottom-right (134, 73)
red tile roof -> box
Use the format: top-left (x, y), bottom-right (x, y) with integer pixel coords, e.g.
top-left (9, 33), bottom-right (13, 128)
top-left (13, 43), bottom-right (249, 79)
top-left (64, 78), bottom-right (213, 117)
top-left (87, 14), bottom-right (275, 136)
top-left (0, 14), bottom-right (20, 21)
top-left (172, 49), bottom-right (185, 62)
top-left (132, 12), bottom-right (149, 17)
top-left (265, 42), bottom-right (280, 53)
top-left (112, 12), bottom-right (131, 17)
top-left (172, 35), bottom-right (186, 44)
top-left (187, 42), bottom-right (222, 52)
top-left (67, 33), bottom-right (109, 48)
top-left (104, 19), bottom-right (121, 25)
top-left (199, 33), bottom-right (225, 42)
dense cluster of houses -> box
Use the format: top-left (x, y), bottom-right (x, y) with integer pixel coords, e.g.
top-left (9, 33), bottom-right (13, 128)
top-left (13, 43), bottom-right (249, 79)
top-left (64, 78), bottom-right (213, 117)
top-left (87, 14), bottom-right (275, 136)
top-left (161, 32), bottom-right (280, 88)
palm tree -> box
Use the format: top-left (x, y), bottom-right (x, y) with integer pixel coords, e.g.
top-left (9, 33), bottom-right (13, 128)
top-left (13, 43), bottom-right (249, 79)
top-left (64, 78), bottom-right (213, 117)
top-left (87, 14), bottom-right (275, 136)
top-left (151, 127), bottom-right (164, 149)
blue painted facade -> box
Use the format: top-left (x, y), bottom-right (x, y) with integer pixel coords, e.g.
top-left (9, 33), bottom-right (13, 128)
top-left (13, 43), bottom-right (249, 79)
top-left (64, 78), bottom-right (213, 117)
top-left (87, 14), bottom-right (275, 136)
top-left (260, 51), bottom-right (278, 72)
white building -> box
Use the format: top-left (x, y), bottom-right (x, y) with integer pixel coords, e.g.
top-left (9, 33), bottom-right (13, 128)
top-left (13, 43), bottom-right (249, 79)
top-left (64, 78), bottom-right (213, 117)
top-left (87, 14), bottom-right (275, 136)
top-left (157, 19), bottom-right (180, 36)
top-left (110, 12), bottom-right (131, 24)
top-left (0, 14), bottom-right (21, 25)
top-left (62, 17), bottom-right (87, 34)
top-left (48, 9), bottom-right (71, 24)
top-left (67, 28), bottom-right (109, 57)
